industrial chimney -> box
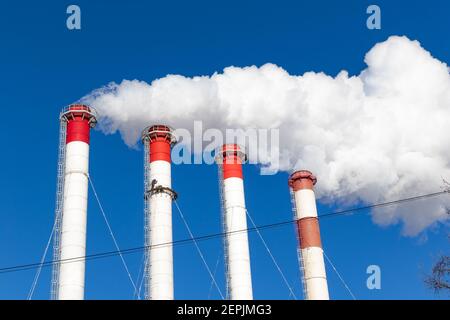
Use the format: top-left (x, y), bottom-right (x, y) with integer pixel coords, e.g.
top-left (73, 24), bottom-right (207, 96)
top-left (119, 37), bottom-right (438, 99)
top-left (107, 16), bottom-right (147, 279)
top-left (289, 170), bottom-right (329, 300)
top-left (216, 144), bottom-right (253, 300)
top-left (142, 125), bottom-right (177, 300)
top-left (52, 104), bottom-right (97, 300)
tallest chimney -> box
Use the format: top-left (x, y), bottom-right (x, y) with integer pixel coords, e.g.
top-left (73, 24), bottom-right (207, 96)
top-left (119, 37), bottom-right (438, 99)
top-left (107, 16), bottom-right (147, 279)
top-left (57, 104), bottom-right (96, 300)
top-left (289, 170), bottom-right (329, 300)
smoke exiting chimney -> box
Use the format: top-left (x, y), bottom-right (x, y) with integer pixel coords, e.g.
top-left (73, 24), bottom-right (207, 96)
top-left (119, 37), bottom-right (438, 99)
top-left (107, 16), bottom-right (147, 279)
top-left (289, 170), bottom-right (329, 300)
top-left (216, 144), bottom-right (253, 300)
top-left (56, 104), bottom-right (97, 300)
top-left (142, 125), bottom-right (177, 300)
top-left (81, 36), bottom-right (450, 236)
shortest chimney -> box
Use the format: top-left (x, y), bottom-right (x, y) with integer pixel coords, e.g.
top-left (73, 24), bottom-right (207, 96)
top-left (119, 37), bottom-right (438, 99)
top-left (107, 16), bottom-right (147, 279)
top-left (289, 170), bottom-right (329, 300)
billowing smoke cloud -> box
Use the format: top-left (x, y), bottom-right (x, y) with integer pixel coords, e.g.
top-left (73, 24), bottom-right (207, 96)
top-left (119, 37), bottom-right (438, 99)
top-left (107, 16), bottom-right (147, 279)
top-left (81, 36), bottom-right (450, 236)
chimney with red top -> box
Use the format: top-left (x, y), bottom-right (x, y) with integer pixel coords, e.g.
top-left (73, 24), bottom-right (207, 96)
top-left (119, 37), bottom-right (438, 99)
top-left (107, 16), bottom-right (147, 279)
top-left (142, 125), bottom-right (177, 300)
top-left (58, 104), bottom-right (97, 300)
top-left (216, 144), bottom-right (253, 300)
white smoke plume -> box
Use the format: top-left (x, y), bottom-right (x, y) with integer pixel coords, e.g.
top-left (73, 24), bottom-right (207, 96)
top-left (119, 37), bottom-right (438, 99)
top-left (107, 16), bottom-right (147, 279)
top-left (81, 36), bottom-right (450, 236)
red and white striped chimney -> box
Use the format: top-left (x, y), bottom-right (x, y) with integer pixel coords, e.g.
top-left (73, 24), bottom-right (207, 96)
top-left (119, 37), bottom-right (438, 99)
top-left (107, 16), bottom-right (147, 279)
top-left (289, 170), bottom-right (329, 300)
top-left (142, 125), bottom-right (177, 300)
top-left (216, 144), bottom-right (253, 300)
top-left (58, 104), bottom-right (96, 300)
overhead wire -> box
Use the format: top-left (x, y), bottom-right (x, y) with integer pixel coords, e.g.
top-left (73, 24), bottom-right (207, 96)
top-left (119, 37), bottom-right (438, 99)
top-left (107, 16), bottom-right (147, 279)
top-left (1, 189), bottom-right (448, 276)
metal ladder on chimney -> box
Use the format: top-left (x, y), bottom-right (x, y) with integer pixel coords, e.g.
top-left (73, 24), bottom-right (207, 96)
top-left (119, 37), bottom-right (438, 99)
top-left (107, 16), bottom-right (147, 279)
top-left (218, 164), bottom-right (231, 300)
top-left (290, 189), bottom-right (307, 299)
top-left (143, 139), bottom-right (151, 300)
top-left (50, 119), bottom-right (67, 300)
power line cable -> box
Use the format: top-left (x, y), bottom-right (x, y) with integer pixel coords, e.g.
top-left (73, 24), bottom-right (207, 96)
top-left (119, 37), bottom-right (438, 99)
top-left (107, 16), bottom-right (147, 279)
top-left (1, 190), bottom-right (448, 276)
top-left (319, 191), bottom-right (447, 219)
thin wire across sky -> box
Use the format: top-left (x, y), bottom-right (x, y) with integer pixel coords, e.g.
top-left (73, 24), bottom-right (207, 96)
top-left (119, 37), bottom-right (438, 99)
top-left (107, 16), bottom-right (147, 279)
top-left (1, 189), bottom-right (448, 276)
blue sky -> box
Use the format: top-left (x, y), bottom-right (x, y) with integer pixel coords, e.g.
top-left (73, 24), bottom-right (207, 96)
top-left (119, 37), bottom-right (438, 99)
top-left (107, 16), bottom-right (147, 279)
top-left (0, 0), bottom-right (449, 300)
